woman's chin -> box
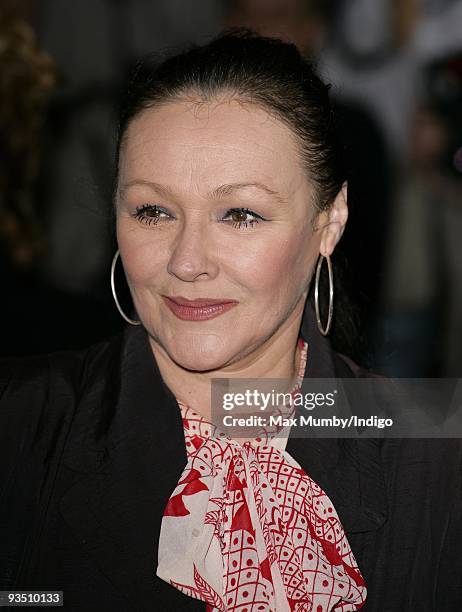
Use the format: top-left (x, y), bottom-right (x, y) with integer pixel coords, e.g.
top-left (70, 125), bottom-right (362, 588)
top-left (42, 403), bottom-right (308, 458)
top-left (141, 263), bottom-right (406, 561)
top-left (162, 333), bottom-right (232, 372)
top-left (171, 351), bottom-right (229, 373)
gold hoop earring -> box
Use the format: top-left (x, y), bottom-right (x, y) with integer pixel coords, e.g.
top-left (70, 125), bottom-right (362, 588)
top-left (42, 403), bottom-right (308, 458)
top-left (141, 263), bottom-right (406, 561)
top-left (314, 253), bottom-right (334, 336)
top-left (110, 249), bottom-right (141, 326)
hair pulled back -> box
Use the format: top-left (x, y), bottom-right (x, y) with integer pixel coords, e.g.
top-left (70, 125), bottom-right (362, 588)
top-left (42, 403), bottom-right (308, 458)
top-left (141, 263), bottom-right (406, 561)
top-left (116, 28), bottom-right (345, 213)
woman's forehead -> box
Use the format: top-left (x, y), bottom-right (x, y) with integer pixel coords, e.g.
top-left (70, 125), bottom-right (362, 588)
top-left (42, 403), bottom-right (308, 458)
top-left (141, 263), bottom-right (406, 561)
top-left (119, 99), bottom-right (306, 194)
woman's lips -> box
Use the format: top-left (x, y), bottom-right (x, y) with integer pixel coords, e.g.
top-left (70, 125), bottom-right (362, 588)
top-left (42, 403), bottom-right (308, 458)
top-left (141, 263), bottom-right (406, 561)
top-left (161, 296), bottom-right (239, 321)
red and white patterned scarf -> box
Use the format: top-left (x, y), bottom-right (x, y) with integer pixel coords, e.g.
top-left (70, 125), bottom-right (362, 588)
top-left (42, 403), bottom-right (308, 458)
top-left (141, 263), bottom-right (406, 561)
top-left (156, 339), bottom-right (367, 611)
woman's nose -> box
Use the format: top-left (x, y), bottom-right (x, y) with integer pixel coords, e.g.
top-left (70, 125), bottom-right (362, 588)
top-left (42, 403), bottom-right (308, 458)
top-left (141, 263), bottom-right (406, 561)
top-left (167, 219), bottom-right (219, 282)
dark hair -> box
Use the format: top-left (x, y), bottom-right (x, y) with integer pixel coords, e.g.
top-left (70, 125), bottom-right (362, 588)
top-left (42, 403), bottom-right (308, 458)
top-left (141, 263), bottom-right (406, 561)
top-left (115, 28), bottom-right (344, 213)
top-left (114, 29), bottom-right (367, 363)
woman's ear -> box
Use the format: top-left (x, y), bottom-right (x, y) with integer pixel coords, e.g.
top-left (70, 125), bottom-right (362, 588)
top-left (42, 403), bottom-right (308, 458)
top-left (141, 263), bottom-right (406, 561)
top-left (319, 181), bottom-right (348, 257)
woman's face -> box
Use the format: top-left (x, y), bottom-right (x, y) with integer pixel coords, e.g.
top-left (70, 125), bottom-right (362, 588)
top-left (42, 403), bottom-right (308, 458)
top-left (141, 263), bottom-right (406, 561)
top-left (116, 99), bottom-right (332, 371)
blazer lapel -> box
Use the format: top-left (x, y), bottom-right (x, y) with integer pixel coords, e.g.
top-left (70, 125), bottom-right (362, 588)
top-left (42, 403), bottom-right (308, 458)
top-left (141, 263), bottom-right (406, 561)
top-left (59, 325), bottom-right (191, 610)
top-left (287, 304), bottom-right (388, 534)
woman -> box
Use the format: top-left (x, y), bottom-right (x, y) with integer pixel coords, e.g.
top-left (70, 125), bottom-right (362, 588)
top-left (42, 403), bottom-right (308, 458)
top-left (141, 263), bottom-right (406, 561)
top-left (1, 31), bottom-right (461, 611)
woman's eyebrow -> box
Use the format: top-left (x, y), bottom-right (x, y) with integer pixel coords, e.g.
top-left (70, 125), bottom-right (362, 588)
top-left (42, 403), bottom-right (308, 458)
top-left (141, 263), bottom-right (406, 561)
top-left (118, 180), bottom-right (175, 199)
top-left (119, 179), bottom-right (287, 204)
top-left (210, 182), bottom-right (287, 204)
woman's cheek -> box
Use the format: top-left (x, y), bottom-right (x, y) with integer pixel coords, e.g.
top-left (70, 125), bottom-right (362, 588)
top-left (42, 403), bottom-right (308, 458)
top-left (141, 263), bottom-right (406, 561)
top-left (121, 239), bottom-right (165, 287)
top-left (258, 239), bottom-right (300, 289)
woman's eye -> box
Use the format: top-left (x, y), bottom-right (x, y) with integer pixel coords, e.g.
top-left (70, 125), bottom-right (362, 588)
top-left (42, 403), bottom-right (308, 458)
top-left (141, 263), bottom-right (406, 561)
top-left (131, 204), bottom-right (264, 229)
top-left (132, 204), bottom-right (171, 225)
top-left (223, 207), bottom-right (263, 230)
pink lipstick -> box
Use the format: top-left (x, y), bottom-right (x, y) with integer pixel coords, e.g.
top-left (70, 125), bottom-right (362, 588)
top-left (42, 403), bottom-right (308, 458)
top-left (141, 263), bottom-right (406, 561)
top-left (162, 295), bottom-right (239, 321)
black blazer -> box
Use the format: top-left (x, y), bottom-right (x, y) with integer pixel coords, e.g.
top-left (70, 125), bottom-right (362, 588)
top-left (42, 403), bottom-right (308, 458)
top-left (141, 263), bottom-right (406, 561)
top-left (1, 312), bottom-right (461, 611)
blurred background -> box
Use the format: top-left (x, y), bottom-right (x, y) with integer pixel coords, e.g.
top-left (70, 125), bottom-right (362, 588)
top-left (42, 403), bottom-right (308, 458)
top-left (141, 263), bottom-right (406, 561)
top-left (1, 0), bottom-right (461, 376)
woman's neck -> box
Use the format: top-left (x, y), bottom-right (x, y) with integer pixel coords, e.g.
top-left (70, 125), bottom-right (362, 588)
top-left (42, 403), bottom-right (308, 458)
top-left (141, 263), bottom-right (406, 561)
top-left (148, 314), bottom-right (305, 421)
